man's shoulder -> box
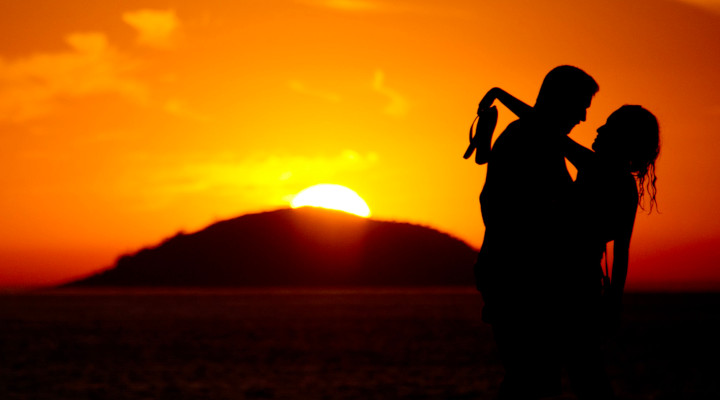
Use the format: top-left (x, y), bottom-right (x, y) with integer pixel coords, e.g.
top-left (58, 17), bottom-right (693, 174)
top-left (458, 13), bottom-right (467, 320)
top-left (493, 118), bottom-right (539, 151)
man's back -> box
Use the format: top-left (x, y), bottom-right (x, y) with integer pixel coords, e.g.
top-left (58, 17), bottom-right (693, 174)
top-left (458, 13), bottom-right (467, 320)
top-left (476, 116), bottom-right (573, 322)
top-left (481, 117), bottom-right (572, 235)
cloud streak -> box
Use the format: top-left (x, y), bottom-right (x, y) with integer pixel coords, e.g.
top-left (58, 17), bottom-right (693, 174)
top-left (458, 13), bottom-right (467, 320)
top-left (372, 69), bottom-right (409, 117)
top-left (121, 150), bottom-right (380, 209)
top-left (122, 9), bottom-right (181, 49)
top-left (288, 80), bottom-right (341, 102)
top-left (298, 0), bottom-right (381, 12)
top-left (674, 0), bottom-right (720, 14)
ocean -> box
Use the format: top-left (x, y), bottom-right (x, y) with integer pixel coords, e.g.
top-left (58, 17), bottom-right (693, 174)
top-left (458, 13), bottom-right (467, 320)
top-left (1, 288), bottom-right (718, 399)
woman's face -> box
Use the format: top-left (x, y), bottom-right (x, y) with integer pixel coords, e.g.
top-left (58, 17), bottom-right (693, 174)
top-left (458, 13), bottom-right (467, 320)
top-left (591, 113), bottom-right (625, 158)
top-left (593, 106), bottom-right (658, 171)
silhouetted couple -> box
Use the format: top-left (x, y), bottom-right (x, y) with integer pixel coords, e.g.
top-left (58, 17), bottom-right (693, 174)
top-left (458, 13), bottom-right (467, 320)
top-left (469, 66), bottom-right (660, 399)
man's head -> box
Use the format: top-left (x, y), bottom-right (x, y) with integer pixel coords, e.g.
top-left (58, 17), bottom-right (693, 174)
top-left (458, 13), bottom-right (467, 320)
top-left (534, 65), bottom-right (599, 135)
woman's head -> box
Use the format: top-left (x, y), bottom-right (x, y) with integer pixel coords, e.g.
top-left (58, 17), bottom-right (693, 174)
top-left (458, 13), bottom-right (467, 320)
top-left (592, 105), bottom-right (660, 211)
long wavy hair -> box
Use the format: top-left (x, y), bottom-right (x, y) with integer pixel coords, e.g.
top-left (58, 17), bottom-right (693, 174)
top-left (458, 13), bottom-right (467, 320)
top-left (612, 105), bottom-right (661, 212)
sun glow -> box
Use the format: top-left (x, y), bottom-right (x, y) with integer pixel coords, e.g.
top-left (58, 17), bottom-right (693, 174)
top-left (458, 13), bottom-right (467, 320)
top-left (291, 184), bottom-right (371, 218)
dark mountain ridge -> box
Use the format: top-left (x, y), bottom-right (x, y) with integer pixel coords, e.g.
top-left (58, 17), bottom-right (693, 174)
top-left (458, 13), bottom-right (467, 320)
top-left (68, 207), bottom-right (478, 287)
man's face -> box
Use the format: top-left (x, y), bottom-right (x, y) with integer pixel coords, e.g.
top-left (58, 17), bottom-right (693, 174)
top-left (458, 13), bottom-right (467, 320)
top-left (554, 94), bottom-right (593, 135)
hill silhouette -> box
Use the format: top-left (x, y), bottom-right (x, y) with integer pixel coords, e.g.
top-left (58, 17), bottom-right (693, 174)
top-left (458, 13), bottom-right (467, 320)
top-left (68, 207), bottom-right (477, 287)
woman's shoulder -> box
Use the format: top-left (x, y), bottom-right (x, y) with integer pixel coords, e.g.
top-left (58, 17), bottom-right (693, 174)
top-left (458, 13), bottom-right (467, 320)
top-left (606, 170), bottom-right (639, 211)
top-left (577, 165), bottom-right (637, 196)
top-left (623, 173), bottom-right (640, 202)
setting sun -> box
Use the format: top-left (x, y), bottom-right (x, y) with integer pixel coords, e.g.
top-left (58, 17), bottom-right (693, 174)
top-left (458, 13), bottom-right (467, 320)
top-left (291, 184), bottom-right (371, 218)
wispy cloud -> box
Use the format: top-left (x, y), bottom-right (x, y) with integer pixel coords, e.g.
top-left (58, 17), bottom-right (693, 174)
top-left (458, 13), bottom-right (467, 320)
top-left (674, 0), bottom-right (720, 14)
top-left (0, 32), bottom-right (146, 121)
top-left (288, 80), bottom-right (341, 102)
top-left (297, 0), bottom-right (381, 12)
top-left (122, 9), bottom-right (181, 49)
top-left (296, 0), bottom-right (470, 19)
top-left (372, 69), bottom-right (409, 117)
top-left (163, 98), bottom-right (213, 122)
top-left (0, 9), bottom-right (197, 123)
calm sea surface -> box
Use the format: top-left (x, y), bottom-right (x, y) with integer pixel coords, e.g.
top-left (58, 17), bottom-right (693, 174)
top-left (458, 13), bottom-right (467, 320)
top-left (0, 288), bottom-right (718, 399)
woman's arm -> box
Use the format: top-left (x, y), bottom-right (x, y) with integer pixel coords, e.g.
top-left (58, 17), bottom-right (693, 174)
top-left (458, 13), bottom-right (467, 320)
top-left (478, 88), bottom-right (599, 172)
top-left (605, 200), bottom-right (638, 328)
top-left (465, 87), bottom-right (532, 163)
top-left (611, 201), bottom-right (637, 294)
top-left (478, 87), bottom-right (533, 118)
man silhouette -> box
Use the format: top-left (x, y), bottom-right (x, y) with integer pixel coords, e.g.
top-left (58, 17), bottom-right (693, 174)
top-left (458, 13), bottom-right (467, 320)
top-left (475, 66), bottom-right (599, 398)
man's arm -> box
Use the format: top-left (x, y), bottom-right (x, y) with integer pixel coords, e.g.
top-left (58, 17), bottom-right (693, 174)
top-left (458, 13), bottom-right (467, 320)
top-left (562, 136), bottom-right (597, 172)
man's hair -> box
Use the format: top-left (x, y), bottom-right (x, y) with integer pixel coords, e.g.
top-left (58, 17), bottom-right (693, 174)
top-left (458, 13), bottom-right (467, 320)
top-left (535, 65), bottom-right (599, 107)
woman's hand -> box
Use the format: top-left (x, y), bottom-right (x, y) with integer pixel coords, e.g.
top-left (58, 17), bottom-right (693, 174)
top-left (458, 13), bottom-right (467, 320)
top-left (478, 88), bottom-right (500, 114)
top-left (601, 287), bottom-right (624, 337)
top-left (479, 88), bottom-right (533, 119)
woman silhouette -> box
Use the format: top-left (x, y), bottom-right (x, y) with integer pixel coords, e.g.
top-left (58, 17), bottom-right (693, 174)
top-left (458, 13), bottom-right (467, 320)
top-left (473, 88), bottom-right (660, 399)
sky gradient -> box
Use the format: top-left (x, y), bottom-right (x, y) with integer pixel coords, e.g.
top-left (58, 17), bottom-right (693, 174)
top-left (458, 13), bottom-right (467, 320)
top-left (2, 0), bottom-right (720, 289)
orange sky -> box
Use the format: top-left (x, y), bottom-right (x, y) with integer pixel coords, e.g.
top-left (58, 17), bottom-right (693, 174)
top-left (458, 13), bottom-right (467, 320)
top-left (1, 0), bottom-right (720, 289)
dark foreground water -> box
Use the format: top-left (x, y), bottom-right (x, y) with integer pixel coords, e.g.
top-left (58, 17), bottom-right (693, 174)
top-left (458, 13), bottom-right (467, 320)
top-left (0, 288), bottom-right (718, 399)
